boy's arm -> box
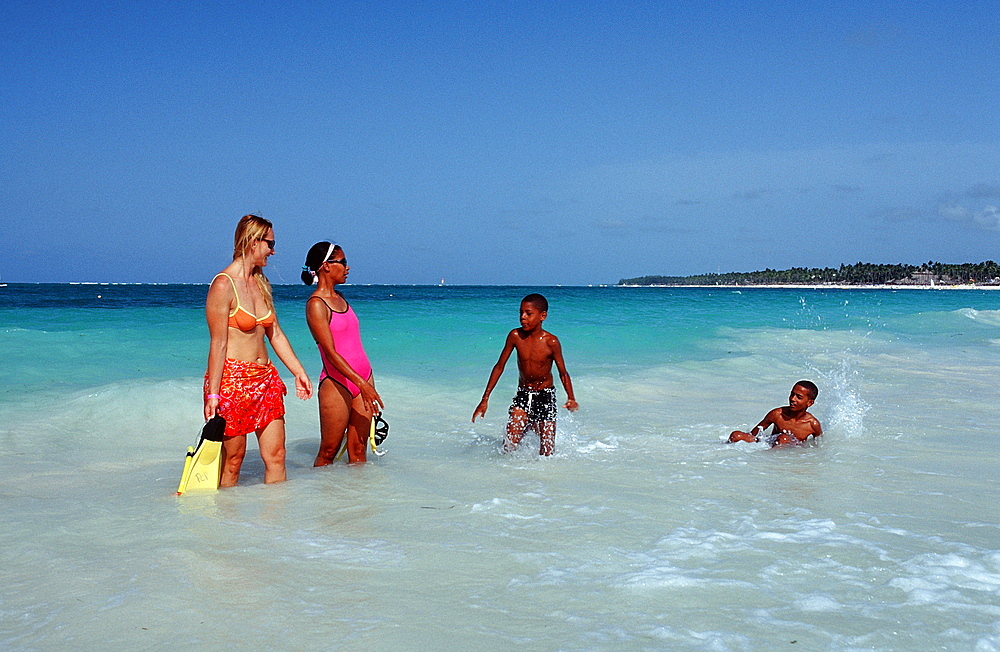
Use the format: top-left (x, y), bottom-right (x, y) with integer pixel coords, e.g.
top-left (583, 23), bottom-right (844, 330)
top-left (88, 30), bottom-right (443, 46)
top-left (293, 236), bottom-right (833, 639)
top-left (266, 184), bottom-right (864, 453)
top-left (549, 334), bottom-right (577, 411)
top-left (729, 409), bottom-right (778, 443)
top-left (750, 409), bottom-right (779, 437)
top-left (472, 332), bottom-right (516, 422)
top-left (811, 416), bottom-right (823, 438)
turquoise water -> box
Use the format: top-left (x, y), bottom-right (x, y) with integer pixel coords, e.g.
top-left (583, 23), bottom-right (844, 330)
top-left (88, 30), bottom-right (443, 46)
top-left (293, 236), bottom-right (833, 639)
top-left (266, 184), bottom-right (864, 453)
top-left (1, 284), bottom-right (998, 649)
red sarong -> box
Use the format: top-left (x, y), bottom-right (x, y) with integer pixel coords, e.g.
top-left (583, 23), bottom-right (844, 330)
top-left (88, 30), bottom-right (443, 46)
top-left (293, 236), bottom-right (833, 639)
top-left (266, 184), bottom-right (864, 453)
top-left (205, 358), bottom-right (286, 437)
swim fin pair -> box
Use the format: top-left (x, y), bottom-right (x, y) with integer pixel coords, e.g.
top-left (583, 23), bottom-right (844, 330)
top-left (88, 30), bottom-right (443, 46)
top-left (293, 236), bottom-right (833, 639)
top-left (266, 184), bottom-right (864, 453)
top-left (176, 415), bottom-right (226, 494)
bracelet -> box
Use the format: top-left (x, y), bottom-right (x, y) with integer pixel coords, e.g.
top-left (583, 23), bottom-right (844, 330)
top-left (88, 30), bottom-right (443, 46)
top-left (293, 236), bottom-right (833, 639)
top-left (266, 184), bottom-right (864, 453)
top-left (207, 394), bottom-right (222, 400)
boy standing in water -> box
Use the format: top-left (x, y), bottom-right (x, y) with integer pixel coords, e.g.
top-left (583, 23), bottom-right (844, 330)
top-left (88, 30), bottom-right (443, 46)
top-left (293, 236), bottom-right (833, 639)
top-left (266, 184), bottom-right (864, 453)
top-left (472, 294), bottom-right (578, 456)
top-left (729, 380), bottom-right (823, 446)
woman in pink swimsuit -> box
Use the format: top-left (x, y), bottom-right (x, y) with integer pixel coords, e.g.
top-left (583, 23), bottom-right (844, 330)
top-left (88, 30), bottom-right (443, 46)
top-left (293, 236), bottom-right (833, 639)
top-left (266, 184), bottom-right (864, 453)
top-left (302, 242), bottom-right (384, 465)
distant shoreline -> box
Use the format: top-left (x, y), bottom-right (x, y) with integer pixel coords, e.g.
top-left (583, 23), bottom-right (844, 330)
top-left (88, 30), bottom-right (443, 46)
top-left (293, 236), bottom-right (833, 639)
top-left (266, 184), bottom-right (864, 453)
top-left (616, 283), bottom-right (1000, 290)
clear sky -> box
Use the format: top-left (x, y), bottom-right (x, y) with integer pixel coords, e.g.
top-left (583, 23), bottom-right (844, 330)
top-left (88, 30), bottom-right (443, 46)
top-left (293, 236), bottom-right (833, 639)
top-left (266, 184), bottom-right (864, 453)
top-left (2, 1), bottom-right (998, 284)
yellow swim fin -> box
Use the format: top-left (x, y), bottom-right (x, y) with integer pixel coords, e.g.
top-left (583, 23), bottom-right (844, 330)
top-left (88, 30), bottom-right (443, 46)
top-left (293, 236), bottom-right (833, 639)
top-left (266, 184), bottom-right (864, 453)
top-left (334, 437), bottom-right (348, 462)
top-left (176, 415), bottom-right (226, 494)
top-left (176, 446), bottom-right (196, 494)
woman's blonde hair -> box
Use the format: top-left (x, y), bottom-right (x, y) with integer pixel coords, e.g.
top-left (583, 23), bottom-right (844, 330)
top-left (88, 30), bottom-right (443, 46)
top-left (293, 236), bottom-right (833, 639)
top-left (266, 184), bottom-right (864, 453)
top-left (233, 214), bottom-right (274, 309)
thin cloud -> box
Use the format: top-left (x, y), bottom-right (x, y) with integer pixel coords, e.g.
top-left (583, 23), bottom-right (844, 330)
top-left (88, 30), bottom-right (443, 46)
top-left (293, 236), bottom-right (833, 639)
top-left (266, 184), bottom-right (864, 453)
top-left (933, 182), bottom-right (1000, 231)
top-left (590, 214), bottom-right (697, 235)
top-left (831, 184), bottom-right (862, 194)
top-left (974, 206), bottom-right (1000, 229)
top-left (965, 183), bottom-right (1000, 199)
top-left (872, 207), bottom-right (926, 223)
top-left (873, 182), bottom-right (1000, 232)
top-left (937, 203), bottom-right (1000, 231)
top-left (593, 218), bottom-right (629, 230)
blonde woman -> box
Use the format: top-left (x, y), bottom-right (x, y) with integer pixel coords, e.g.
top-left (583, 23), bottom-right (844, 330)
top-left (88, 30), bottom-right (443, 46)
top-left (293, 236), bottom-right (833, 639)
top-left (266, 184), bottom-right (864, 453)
top-left (204, 215), bottom-right (313, 486)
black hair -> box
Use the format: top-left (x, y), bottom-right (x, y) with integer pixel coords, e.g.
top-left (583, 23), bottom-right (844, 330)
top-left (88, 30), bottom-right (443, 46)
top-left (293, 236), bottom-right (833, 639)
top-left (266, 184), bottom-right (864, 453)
top-left (795, 380), bottom-right (819, 400)
top-left (301, 241), bottom-right (336, 285)
top-left (521, 293), bottom-right (548, 312)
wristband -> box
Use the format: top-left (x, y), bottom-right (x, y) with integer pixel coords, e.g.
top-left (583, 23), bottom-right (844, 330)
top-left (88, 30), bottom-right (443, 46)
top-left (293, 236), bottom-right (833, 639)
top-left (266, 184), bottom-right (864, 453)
top-left (207, 394), bottom-right (222, 400)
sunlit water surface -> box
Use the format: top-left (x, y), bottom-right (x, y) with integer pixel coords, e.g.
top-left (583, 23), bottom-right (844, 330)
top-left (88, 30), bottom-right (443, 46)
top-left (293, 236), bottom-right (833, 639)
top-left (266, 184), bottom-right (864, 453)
top-left (1, 285), bottom-right (998, 650)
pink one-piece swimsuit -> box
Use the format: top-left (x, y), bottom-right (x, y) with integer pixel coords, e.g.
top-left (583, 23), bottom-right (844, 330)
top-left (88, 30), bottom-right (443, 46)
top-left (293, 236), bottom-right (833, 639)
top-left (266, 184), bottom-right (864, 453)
top-left (318, 303), bottom-right (372, 397)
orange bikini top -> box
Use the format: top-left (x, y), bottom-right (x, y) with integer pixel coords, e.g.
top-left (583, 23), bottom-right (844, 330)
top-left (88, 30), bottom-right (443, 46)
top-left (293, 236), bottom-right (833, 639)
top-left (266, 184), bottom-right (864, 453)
top-left (215, 273), bottom-right (274, 331)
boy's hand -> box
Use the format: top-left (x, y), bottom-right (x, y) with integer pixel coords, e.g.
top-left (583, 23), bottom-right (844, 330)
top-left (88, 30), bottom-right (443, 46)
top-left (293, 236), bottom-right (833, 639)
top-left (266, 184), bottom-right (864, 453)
top-left (472, 398), bottom-right (489, 422)
top-left (728, 430), bottom-right (758, 443)
top-left (564, 399), bottom-right (578, 412)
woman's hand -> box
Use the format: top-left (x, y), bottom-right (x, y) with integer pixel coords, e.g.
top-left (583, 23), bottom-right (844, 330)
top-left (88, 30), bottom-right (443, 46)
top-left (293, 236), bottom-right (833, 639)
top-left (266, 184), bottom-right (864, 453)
top-left (204, 396), bottom-right (220, 421)
top-left (359, 380), bottom-right (384, 416)
top-left (294, 371), bottom-right (313, 400)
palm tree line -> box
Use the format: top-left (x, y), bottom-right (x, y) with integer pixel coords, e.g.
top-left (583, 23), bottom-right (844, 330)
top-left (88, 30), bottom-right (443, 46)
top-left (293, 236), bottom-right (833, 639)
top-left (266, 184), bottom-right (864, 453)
top-left (618, 261), bottom-right (1000, 286)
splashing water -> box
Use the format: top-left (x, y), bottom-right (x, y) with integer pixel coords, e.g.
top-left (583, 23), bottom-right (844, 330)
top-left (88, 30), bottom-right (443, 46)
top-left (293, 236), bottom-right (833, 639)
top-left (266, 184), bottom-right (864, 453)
top-left (811, 356), bottom-right (870, 438)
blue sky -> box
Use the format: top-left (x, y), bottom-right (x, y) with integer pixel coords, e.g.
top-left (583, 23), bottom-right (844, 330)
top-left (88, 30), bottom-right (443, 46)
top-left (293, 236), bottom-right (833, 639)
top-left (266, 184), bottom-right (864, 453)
top-left (2, 1), bottom-right (998, 284)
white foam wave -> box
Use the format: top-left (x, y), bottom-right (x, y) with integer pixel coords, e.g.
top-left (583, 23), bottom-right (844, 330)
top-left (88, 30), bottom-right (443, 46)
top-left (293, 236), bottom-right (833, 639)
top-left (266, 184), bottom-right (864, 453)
top-left (0, 378), bottom-right (205, 457)
top-left (571, 437), bottom-right (618, 455)
top-left (890, 552), bottom-right (1000, 610)
top-left (794, 595), bottom-right (843, 611)
top-left (958, 308), bottom-right (1000, 327)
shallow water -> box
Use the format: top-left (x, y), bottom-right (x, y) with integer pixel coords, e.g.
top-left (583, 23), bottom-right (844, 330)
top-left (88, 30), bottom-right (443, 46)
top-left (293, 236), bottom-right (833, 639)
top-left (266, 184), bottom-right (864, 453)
top-left (1, 284), bottom-right (998, 649)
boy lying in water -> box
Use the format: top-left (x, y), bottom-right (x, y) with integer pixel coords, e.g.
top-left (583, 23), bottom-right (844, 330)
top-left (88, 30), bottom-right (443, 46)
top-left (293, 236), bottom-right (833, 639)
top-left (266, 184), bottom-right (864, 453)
top-left (729, 381), bottom-right (822, 446)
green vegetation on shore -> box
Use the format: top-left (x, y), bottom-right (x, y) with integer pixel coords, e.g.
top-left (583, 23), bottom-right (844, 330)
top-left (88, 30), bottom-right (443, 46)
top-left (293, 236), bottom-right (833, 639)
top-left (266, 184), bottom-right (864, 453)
top-left (619, 261), bottom-right (1000, 286)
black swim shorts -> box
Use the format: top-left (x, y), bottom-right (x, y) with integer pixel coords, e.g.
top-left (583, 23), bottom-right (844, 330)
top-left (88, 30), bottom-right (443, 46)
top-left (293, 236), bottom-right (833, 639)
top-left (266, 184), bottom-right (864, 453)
top-left (509, 386), bottom-right (557, 424)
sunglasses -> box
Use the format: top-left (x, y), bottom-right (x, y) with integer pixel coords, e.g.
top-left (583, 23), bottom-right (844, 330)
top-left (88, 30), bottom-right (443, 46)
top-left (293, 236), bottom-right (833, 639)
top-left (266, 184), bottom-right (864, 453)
top-left (259, 238), bottom-right (275, 250)
top-left (326, 257), bottom-right (348, 266)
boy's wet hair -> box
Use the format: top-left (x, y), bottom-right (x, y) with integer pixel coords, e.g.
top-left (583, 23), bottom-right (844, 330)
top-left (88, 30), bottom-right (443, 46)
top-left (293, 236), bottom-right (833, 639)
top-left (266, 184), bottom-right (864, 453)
top-left (521, 293), bottom-right (548, 312)
top-left (795, 380), bottom-right (818, 400)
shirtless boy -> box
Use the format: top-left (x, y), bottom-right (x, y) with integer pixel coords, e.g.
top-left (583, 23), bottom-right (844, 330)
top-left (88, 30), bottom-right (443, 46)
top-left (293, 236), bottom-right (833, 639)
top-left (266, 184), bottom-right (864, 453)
top-left (729, 381), bottom-right (822, 446)
top-left (472, 294), bottom-right (578, 456)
